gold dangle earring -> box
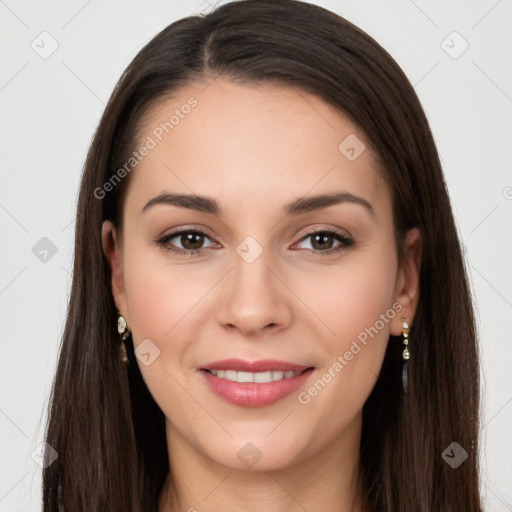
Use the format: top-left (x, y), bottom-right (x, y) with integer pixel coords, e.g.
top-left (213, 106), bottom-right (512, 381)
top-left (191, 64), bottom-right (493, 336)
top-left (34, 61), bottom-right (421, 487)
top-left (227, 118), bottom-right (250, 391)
top-left (401, 316), bottom-right (410, 393)
top-left (117, 314), bottom-right (129, 365)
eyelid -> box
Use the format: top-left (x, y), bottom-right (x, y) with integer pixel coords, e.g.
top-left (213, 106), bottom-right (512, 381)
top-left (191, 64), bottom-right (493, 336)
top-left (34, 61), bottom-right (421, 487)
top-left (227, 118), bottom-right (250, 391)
top-left (296, 225), bottom-right (352, 241)
top-left (157, 224), bottom-right (220, 242)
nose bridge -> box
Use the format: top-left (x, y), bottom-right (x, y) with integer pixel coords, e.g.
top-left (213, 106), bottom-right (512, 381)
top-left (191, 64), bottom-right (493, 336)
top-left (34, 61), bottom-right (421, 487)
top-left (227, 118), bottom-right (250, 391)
top-left (233, 237), bottom-right (275, 292)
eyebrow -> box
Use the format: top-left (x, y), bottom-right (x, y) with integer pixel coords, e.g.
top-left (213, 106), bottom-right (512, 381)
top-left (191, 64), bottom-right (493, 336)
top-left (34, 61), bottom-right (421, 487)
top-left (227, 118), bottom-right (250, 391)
top-left (141, 191), bottom-right (375, 218)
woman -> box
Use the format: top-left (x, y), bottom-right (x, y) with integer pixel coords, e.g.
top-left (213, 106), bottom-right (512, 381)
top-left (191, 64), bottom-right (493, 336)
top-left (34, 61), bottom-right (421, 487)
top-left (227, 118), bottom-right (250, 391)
top-left (42, 0), bottom-right (482, 510)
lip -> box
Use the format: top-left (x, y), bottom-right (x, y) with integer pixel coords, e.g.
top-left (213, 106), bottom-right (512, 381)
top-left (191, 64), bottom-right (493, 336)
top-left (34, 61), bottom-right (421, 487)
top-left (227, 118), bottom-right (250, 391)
top-left (198, 359), bottom-right (315, 408)
top-left (200, 358), bottom-right (311, 373)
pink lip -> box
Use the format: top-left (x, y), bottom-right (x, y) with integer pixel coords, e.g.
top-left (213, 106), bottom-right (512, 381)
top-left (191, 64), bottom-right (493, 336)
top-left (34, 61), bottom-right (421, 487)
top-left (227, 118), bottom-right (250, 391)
top-left (200, 358), bottom-right (311, 373)
top-left (198, 359), bottom-right (315, 408)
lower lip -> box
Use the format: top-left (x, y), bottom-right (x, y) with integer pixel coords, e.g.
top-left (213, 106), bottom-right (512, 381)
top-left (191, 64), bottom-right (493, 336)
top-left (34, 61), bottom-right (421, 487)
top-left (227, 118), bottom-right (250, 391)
top-left (200, 368), bottom-right (315, 407)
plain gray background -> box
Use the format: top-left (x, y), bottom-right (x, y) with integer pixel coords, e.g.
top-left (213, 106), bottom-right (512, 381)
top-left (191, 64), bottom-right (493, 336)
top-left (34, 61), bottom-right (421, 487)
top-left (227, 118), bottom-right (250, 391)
top-left (0, 0), bottom-right (511, 510)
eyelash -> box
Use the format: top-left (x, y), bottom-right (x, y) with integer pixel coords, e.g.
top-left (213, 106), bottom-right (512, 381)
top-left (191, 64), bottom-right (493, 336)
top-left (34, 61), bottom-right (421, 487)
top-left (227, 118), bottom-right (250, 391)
top-left (155, 227), bottom-right (354, 257)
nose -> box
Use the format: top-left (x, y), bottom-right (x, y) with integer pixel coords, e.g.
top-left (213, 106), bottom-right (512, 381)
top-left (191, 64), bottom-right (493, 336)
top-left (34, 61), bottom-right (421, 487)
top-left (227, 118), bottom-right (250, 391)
top-left (216, 244), bottom-right (293, 337)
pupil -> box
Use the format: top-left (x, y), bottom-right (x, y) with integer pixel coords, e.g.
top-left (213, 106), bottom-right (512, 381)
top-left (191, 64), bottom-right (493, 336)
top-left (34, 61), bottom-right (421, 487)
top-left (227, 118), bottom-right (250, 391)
top-left (182, 232), bottom-right (203, 250)
top-left (312, 233), bottom-right (332, 250)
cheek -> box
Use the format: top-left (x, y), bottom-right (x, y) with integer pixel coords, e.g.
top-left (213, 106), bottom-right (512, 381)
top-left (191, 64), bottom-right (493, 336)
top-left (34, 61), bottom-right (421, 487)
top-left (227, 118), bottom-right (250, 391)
top-left (302, 249), bottom-right (398, 400)
top-left (306, 251), bottom-right (397, 345)
top-left (122, 242), bottom-right (211, 344)
top-left (120, 246), bottom-right (213, 415)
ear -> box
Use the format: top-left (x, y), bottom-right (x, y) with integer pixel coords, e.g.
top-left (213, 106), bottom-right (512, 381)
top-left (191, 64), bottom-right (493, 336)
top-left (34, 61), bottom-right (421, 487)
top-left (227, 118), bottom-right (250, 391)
top-left (390, 227), bottom-right (422, 335)
top-left (101, 220), bottom-right (128, 322)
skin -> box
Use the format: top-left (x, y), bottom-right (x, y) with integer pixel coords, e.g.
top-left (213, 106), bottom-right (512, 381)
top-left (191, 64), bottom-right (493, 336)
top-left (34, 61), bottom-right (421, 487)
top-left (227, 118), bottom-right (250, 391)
top-left (102, 78), bottom-right (421, 512)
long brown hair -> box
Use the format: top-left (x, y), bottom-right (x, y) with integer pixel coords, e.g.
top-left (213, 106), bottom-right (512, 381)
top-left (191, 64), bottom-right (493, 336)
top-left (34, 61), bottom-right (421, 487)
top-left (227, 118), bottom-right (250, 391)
top-left (42, 1), bottom-right (482, 510)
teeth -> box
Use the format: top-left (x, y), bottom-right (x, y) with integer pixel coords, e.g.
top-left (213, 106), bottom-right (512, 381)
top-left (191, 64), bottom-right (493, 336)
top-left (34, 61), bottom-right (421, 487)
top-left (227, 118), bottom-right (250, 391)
top-left (208, 369), bottom-right (301, 383)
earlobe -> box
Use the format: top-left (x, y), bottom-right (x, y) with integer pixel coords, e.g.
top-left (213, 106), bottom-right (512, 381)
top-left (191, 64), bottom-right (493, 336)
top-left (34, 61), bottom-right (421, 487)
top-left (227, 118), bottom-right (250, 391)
top-left (101, 220), bottom-right (126, 315)
top-left (390, 227), bottom-right (422, 335)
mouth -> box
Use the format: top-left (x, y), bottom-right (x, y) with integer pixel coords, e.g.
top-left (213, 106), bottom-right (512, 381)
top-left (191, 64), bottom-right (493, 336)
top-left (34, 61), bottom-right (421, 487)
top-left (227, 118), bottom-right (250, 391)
top-left (198, 358), bottom-right (315, 407)
top-left (199, 357), bottom-right (314, 382)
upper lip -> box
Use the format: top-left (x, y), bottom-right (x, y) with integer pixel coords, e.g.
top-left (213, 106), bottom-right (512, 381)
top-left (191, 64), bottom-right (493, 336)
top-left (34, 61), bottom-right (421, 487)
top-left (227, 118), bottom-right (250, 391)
top-left (200, 358), bottom-right (313, 373)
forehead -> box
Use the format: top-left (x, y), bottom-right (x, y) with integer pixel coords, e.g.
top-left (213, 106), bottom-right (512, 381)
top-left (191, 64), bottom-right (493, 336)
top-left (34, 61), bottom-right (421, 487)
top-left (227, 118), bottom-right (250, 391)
top-left (125, 78), bottom-right (389, 220)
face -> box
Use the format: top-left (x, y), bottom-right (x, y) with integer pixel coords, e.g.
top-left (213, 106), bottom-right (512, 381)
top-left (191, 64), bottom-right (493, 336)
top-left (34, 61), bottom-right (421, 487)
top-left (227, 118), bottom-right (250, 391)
top-left (102, 78), bottom-right (420, 472)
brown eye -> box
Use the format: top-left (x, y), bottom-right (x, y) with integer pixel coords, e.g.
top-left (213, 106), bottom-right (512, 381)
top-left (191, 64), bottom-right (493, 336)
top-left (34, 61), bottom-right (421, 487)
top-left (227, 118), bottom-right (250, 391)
top-left (156, 229), bottom-right (217, 255)
top-left (295, 229), bottom-right (354, 255)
